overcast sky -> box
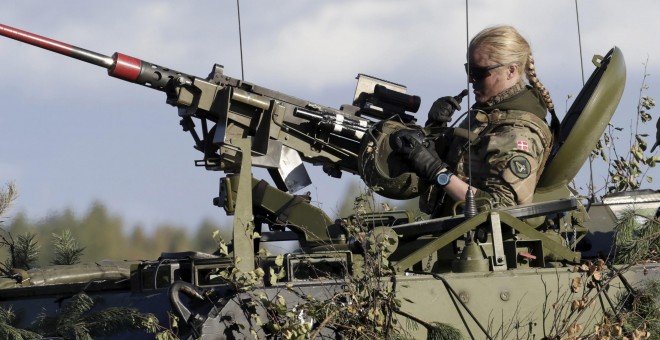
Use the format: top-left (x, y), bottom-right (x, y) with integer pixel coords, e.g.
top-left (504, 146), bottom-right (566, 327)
top-left (0, 0), bottom-right (658, 233)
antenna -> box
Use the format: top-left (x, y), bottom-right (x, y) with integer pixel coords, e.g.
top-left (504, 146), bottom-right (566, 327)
top-left (463, 0), bottom-right (477, 219)
top-left (236, 0), bottom-right (245, 81)
top-left (575, 0), bottom-right (586, 86)
top-left (575, 0), bottom-right (595, 202)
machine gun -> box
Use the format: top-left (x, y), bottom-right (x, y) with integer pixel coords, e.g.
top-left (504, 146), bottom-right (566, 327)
top-left (0, 24), bottom-right (419, 190)
top-left (0, 23), bottom-right (430, 267)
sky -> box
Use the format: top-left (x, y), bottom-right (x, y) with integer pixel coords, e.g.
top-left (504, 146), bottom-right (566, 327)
top-left (0, 0), bottom-right (658, 233)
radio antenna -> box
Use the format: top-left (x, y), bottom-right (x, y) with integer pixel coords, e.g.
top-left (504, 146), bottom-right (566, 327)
top-left (236, 0), bottom-right (245, 81)
top-left (575, 0), bottom-right (594, 202)
top-left (463, 0), bottom-right (478, 218)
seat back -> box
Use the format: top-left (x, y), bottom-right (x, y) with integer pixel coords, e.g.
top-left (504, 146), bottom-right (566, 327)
top-left (534, 47), bottom-right (626, 201)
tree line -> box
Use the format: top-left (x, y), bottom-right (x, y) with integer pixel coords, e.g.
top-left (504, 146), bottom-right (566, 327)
top-left (1, 201), bottom-right (224, 267)
top-left (0, 179), bottom-right (415, 268)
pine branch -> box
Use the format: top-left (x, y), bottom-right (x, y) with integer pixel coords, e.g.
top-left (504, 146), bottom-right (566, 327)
top-left (0, 306), bottom-right (42, 340)
top-left (54, 293), bottom-right (94, 339)
top-left (614, 207), bottom-right (660, 264)
top-left (35, 293), bottom-right (163, 339)
top-left (12, 233), bottom-right (39, 270)
top-left (83, 308), bottom-right (160, 337)
top-left (0, 324), bottom-right (42, 340)
top-left (51, 230), bottom-right (85, 265)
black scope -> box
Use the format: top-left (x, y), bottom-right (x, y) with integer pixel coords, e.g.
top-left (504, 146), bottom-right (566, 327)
top-left (373, 84), bottom-right (421, 113)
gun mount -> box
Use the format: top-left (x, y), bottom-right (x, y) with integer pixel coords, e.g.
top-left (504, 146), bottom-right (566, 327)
top-left (0, 23), bottom-right (658, 339)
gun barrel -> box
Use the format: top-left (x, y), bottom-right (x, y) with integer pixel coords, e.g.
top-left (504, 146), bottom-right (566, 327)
top-left (0, 23), bottom-right (114, 69)
top-left (0, 23), bottom-right (193, 92)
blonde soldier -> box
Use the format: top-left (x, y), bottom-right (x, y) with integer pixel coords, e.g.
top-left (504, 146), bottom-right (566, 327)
top-left (394, 25), bottom-right (554, 215)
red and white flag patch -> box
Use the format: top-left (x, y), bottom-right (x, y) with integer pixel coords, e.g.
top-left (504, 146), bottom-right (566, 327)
top-left (516, 140), bottom-right (529, 151)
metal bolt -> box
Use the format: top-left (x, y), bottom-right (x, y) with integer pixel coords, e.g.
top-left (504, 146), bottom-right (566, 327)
top-left (459, 292), bottom-right (469, 303)
top-left (176, 76), bottom-right (188, 86)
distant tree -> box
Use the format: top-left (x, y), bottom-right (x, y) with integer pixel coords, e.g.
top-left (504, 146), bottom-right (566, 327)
top-left (150, 224), bottom-right (193, 255)
top-left (335, 179), bottom-right (422, 223)
top-left (77, 202), bottom-right (127, 261)
top-left (127, 225), bottom-right (152, 260)
top-left (194, 218), bottom-right (223, 254)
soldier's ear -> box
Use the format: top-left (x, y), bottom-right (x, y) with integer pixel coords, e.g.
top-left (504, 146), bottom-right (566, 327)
top-left (506, 64), bottom-right (518, 80)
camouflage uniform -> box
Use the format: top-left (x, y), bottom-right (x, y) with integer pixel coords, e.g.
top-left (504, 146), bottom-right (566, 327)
top-left (425, 82), bottom-right (552, 214)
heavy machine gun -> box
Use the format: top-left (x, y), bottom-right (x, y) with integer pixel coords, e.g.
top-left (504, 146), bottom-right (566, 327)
top-left (1, 23), bottom-right (439, 267)
top-left (0, 24), bottom-right (419, 189)
top-left (0, 23), bottom-right (428, 260)
top-left (1, 23), bottom-right (657, 339)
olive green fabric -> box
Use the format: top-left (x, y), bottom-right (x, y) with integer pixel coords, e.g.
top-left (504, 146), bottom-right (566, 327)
top-left (422, 83), bottom-right (552, 215)
top-left (472, 82), bottom-right (548, 120)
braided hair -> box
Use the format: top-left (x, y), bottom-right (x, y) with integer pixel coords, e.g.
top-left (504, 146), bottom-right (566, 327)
top-left (469, 25), bottom-right (555, 111)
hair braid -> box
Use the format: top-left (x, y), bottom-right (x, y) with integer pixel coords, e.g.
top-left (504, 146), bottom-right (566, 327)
top-left (526, 55), bottom-right (555, 111)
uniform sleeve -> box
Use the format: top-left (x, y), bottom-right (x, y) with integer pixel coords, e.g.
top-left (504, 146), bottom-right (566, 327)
top-left (475, 124), bottom-right (546, 207)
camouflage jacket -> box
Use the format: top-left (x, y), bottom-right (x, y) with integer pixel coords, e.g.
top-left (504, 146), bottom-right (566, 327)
top-left (444, 82), bottom-right (552, 209)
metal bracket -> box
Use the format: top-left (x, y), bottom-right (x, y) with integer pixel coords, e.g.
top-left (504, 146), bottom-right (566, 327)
top-left (489, 212), bottom-right (507, 271)
top-left (232, 138), bottom-right (255, 272)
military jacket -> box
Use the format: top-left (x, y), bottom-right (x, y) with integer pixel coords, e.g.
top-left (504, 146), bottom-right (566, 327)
top-left (445, 82), bottom-right (552, 208)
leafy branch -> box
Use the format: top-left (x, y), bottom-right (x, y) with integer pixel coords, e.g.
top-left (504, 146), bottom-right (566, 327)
top-left (589, 61), bottom-right (659, 195)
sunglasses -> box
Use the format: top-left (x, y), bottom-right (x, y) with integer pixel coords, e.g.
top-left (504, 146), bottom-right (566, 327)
top-left (464, 63), bottom-right (504, 80)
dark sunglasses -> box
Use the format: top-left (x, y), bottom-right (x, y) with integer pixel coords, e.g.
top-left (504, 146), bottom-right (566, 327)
top-left (464, 63), bottom-right (504, 80)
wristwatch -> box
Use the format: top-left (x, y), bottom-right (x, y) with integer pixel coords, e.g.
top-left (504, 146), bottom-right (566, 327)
top-left (435, 171), bottom-right (453, 188)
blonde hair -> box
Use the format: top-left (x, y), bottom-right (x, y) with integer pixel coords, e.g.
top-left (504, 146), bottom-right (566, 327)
top-left (470, 25), bottom-right (555, 111)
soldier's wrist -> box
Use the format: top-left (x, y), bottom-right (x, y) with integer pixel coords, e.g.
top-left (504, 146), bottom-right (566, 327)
top-left (434, 169), bottom-right (453, 188)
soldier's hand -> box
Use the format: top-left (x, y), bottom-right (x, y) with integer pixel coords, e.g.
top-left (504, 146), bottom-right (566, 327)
top-left (391, 129), bottom-right (447, 181)
top-left (391, 128), bottom-right (425, 157)
top-left (426, 96), bottom-right (462, 126)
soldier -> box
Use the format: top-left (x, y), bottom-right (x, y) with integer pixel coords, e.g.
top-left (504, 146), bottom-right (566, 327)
top-left (395, 25), bottom-right (555, 216)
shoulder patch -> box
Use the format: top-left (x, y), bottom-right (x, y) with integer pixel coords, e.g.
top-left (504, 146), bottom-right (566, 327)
top-left (509, 156), bottom-right (531, 179)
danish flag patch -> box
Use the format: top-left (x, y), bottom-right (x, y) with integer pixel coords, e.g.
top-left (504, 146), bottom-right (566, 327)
top-left (516, 140), bottom-right (529, 151)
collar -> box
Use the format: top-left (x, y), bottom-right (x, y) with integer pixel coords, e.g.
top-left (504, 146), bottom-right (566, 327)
top-left (483, 81), bottom-right (526, 107)
top-left (472, 81), bottom-right (548, 120)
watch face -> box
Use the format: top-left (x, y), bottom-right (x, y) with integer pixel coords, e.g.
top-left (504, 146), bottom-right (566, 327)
top-left (437, 172), bottom-right (451, 186)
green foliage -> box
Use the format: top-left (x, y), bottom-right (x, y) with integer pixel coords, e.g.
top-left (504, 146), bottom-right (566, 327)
top-left (589, 64), bottom-right (658, 196)
top-left (51, 229), bottom-right (85, 265)
top-left (1, 201), bottom-right (225, 265)
top-left (7, 233), bottom-right (39, 271)
top-left (35, 292), bottom-right (95, 339)
top-left (622, 280), bottom-right (660, 337)
top-left (195, 218), bottom-right (225, 253)
top-left (427, 322), bottom-right (463, 340)
top-left (0, 182), bottom-right (25, 275)
top-left (0, 306), bottom-right (42, 340)
top-left (592, 279), bottom-right (659, 339)
top-left (613, 207), bottom-right (660, 264)
top-left (34, 292), bottom-right (162, 339)
top-left (335, 179), bottom-right (421, 220)
top-left (211, 191), bottom-right (432, 339)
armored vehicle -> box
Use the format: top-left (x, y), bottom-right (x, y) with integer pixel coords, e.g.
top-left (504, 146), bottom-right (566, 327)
top-left (0, 23), bottom-right (657, 339)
